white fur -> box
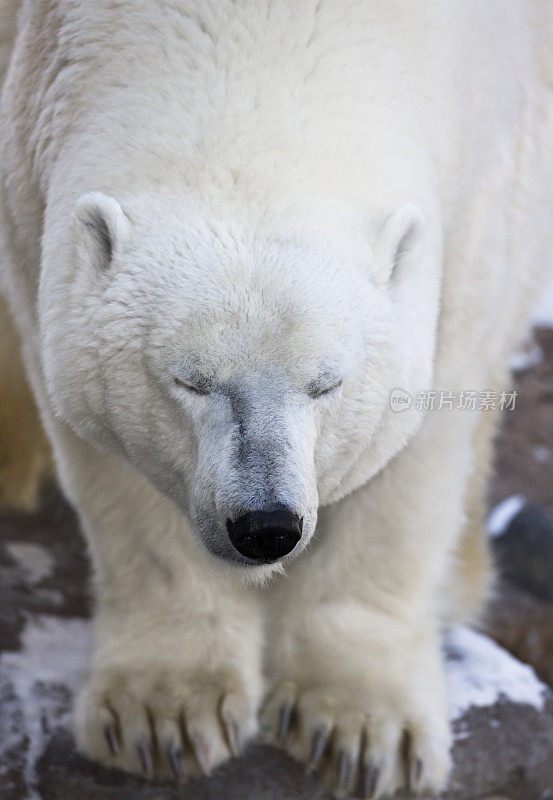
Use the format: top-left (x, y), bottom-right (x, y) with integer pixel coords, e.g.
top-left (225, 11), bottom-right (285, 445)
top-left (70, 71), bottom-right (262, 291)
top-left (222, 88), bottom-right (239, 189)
top-left (0, 0), bottom-right (552, 794)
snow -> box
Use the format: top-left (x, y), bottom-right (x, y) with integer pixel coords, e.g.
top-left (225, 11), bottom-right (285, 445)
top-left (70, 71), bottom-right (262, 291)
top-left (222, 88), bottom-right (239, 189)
top-left (510, 339), bottom-right (543, 371)
top-left (0, 614), bottom-right (91, 800)
top-left (486, 494), bottom-right (525, 538)
top-left (509, 278), bottom-right (553, 369)
top-left (532, 276), bottom-right (553, 328)
top-left (533, 445), bottom-right (551, 464)
top-left (446, 627), bottom-right (546, 722)
top-left (6, 542), bottom-right (55, 584)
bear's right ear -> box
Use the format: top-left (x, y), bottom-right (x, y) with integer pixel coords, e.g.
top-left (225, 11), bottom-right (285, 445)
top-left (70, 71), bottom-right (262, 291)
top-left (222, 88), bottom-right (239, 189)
top-left (71, 192), bottom-right (130, 272)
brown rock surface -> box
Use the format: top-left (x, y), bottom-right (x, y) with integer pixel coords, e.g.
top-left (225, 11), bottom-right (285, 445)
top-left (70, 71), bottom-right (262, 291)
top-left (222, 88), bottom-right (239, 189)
top-left (484, 326), bottom-right (553, 687)
top-left (490, 327), bottom-right (553, 514)
top-left (484, 581), bottom-right (553, 688)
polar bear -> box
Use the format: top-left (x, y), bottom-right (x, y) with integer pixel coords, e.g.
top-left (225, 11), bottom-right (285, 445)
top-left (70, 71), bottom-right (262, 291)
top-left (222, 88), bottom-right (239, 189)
top-left (1, 0), bottom-right (552, 796)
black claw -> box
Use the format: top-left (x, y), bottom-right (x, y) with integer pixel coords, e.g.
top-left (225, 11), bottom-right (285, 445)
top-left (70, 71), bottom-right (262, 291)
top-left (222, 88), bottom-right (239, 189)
top-left (137, 740), bottom-right (154, 778)
top-left (306, 726), bottom-right (328, 775)
top-left (402, 729), bottom-right (413, 792)
top-left (278, 701), bottom-right (293, 745)
top-left (225, 716), bottom-right (241, 756)
top-left (410, 756), bottom-right (423, 788)
top-left (167, 744), bottom-right (183, 781)
top-left (363, 765), bottom-right (380, 799)
top-left (336, 751), bottom-right (352, 793)
top-left (103, 724), bottom-right (119, 756)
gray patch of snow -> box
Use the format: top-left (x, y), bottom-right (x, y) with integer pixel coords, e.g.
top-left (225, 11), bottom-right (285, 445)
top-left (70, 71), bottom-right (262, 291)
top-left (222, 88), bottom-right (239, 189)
top-left (533, 445), bottom-right (551, 464)
top-left (532, 277), bottom-right (553, 328)
top-left (446, 627), bottom-right (546, 723)
top-left (510, 338), bottom-right (543, 372)
top-left (6, 542), bottom-right (55, 584)
top-left (0, 614), bottom-right (91, 800)
top-left (510, 279), bottom-right (553, 370)
top-left (486, 495), bottom-right (525, 538)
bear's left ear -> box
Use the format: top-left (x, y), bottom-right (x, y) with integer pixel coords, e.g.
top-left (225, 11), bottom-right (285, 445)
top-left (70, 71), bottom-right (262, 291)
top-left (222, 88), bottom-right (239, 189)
top-left (372, 204), bottom-right (426, 285)
top-left (71, 191), bottom-right (130, 273)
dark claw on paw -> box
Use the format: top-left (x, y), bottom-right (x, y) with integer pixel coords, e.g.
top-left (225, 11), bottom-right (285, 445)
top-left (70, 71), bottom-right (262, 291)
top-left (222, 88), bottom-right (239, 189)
top-left (362, 764), bottom-right (380, 798)
top-left (278, 701), bottom-right (293, 745)
top-left (409, 755), bottom-right (423, 790)
top-left (306, 726), bottom-right (328, 774)
top-left (225, 716), bottom-right (241, 756)
top-left (137, 740), bottom-right (154, 778)
top-left (103, 723), bottom-right (119, 756)
top-left (336, 750), bottom-right (352, 793)
top-left (167, 744), bottom-right (183, 781)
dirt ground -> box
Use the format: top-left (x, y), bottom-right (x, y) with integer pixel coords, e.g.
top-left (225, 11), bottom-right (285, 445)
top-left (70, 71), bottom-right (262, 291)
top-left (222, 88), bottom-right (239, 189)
top-left (490, 326), bottom-right (553, 513)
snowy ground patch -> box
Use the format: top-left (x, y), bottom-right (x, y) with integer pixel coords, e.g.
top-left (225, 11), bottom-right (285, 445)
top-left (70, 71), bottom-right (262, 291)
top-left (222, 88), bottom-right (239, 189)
top-left (509, 277), bottom-right (553, 370)
top-left (0, 614), bottom-right (91, 800)
top-left (532, 275), bottom-right (553, 328)
top-left (510, 338), bottom-right (544, 371)
top-left (486, 494), bottom-right (525, 538)
top-left (445, 626), bottom-right (546, 723)
top-left (6, 542), bottom-right (55, 585)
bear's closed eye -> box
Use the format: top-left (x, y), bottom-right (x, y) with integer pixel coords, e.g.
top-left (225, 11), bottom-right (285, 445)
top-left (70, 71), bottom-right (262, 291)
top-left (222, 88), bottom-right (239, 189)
top-left (308, 380), bottom-right (342, 399)
top-left (173, 377), bottom-right (209, 396)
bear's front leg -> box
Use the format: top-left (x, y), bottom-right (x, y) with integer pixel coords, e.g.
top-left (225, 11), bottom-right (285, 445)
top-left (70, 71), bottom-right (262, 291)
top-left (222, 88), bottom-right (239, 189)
top-left (263, 412), bottom-right (477, 798)
top-left (77, 594), bottom-right (262, 781)
top-left (263, 597), bottom-right (449, 798)
top-left (66, 442), bottom-right (264, 780)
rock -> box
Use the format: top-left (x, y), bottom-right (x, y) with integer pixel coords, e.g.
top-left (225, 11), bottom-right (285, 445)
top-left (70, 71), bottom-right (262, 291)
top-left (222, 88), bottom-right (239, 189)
top-left (489, 326), bottom-right (553, 518)
top-left (484, 579), bottom-right (553, 689)
top-left (491, 504), bottom-right (553, 602)
top-left (484, 497), bottom-right (553, 688)
top-left (441, 627), bottom-right (553, 800)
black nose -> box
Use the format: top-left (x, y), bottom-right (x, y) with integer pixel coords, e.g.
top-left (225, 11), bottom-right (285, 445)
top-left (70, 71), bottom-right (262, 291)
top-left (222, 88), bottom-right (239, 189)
top-left (226, 505), bottom-right (303, 563)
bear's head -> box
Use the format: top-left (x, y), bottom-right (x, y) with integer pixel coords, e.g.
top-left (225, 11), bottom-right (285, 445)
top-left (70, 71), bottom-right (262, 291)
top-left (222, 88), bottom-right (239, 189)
top-left (43, 192), bottom-right (438, 573)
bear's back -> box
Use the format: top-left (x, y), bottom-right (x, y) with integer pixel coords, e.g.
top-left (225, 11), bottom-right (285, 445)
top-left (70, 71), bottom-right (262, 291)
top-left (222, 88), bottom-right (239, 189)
top-left (3, 0), bottom-right (549, 213)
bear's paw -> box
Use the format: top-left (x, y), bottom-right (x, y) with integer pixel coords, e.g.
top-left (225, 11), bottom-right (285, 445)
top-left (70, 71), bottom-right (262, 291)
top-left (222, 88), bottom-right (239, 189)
top-left (74, 664), bottom-right (257, 781)
top-left (261, 679), bottom-right (450, 798)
